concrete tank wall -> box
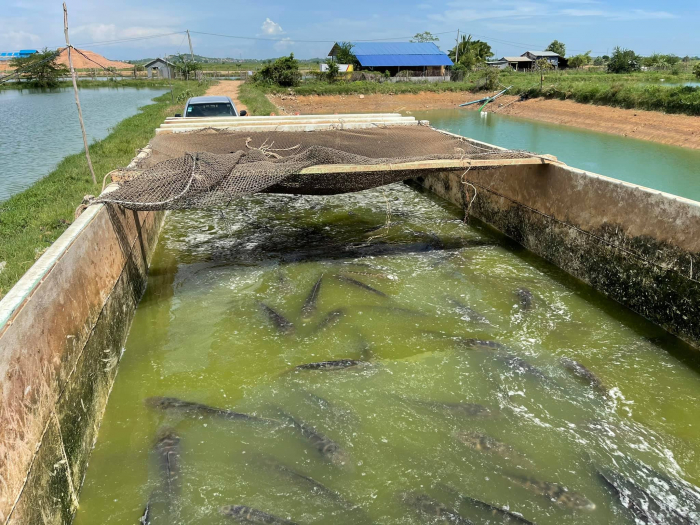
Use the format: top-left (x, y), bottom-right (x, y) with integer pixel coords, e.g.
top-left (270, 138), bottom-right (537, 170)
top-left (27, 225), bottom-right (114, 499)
top-left (0, 159), bottom-right (165, 523)
top-left (416, 135), bottom-right (700, 350)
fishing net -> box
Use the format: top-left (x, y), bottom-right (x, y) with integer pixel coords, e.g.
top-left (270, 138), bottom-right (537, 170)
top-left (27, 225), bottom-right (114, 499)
top-left (97, 125), bottom-right (536, 211)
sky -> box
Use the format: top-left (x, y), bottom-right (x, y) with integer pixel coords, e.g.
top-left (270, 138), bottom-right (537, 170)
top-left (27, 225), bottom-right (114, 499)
top-left (1, 0), bottom-right (698, 61)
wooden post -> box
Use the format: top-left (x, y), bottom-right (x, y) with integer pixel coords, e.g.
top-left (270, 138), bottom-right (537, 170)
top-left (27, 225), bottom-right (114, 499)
top-left (63, 3), bottom-right (96, 185)
top-left (186, 30), bottom-right (195, 81)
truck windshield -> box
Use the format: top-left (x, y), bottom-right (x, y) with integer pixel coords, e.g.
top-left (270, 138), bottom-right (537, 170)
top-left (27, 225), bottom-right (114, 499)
top-left (186, 103), bottom-right (235, 117)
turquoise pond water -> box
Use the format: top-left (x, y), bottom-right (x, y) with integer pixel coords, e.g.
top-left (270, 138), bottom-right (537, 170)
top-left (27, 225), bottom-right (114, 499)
top-left (410, 109), bottom-right (700, 202)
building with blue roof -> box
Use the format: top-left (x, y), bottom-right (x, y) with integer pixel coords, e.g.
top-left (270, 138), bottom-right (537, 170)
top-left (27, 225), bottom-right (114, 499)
top-left (328, 42), bottom-right (453, 77)
top-left (0, 50), bottom-right (38, 61)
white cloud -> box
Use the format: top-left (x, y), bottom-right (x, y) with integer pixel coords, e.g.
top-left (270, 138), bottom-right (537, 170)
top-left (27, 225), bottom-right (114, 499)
top-left (429, 0), bottom-right (546, 23)
top-left (0, 30), bottom-right (41, 49)
top-left (261, 18), bottom-right (284, 35)
top-left (559, 8), bottom-right (676, 19)
top-left (71, 24), bottom-right (183, 47)
top-left (274, 37), bottom-right (294, 51)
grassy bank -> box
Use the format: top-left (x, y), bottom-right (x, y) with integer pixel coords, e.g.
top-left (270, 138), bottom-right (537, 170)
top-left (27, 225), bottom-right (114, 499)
top-left (238, 81), bottom-right (278, 115)
top-left (258, 69), bottom-right (700, 116)
top-left (0, 80), bottom-right (208, 299)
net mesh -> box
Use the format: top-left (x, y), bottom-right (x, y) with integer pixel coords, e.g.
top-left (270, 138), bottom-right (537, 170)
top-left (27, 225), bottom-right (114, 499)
top-left (97, 126), bottom-right (536, 211)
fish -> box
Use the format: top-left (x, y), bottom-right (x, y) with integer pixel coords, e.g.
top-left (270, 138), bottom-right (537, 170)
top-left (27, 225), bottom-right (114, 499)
top-left (401, 492), bottom-right (473, 524)
top-left (258, 455), bottom-right (355, 509)
top-left (294, 359), bottom-right (367, 371)
top-left (335, 274), bottom-right (387, 297)
top-left (515, 288), bottom-right (534, 311)
top-left (436, 484), bottom-right (534, 525)
top-left (313, 309), bottom-right (345, 332)
top-left (301, 275), bottom-right (323, 319)
top-left (456, 432), bottom-right (529, 464)
top-left (279, 411), bottom-right (349, 467)
top-left (597, 464), bottom-right (693, 525)
top-left (505, 474), bottom-right (596, 511)
top-left (401, 397), bottom-right (492, 418)
top-left (220, 505), bottom-right (298, 524)
top-left (447, 298), bottom-right (489, 324)
top-left (302, 390), bottom-right (356, 424)
top-left (259, 301), bottom-right (295, 334)
top-left (139, 497), bottom-right (152, 525)
top-left (344, 270), bottom-right (393, 280)
top-left (457, 338), bottom-right (509, 351)
top-left (560, 358), bottom-right (607, 394)
top-left (501, 355), bottom-right (548, 380)
top-left (145, 396), bottom-right (275, 424)
top-left (154, 427), bottom-right (181, 511)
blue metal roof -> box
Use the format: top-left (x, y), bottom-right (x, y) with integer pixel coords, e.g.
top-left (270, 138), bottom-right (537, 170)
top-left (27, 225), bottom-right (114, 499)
top-left (356, 54), bottom-right (453, 67)
top-left (330, 42), bottom-right (453, 67)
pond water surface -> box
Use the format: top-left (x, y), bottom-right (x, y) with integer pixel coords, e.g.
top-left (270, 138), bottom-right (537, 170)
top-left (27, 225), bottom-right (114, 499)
top-left (0, 86), bottom-right (166, 201)
top-left (411, 109), bottom-right (700, 202)
top-left (74, 181), bottom-right (700, 524)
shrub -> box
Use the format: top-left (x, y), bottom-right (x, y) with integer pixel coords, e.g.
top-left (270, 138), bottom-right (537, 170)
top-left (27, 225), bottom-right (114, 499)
top-left (607, 47), bottom-right (640, 73)
top-left (323, 58), bottom-right (339, 83)
top-left (253, 53), bottom-right (301, 87)
top-left (695, 63), bottom-right (700, 79)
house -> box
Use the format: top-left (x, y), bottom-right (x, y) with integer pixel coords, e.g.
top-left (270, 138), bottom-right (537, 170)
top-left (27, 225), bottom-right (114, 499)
top-left (144, 58), bottom-right (174, 79)
top-left (0, 49), bottom-right (38, 61)
top-left (328, 42), bottom-right (453, 77)
top-left (487, 56), bottom-right (534, 70)
top-left (521, 51), bottom-right (568, 69)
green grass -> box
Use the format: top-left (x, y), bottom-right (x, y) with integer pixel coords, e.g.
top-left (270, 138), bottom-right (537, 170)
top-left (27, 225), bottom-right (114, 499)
top-left (256, 68), bottom-right (700, 116)
top-left (0, 80), bottom-right (208, 299)
top-left (238, 82), bottom-right (279, 115)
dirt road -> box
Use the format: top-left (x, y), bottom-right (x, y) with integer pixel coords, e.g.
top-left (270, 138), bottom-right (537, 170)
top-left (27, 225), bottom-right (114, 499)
top-left (269, 91), bottom-right (700, 150)
top-left (205, 80), bottom-right (247, 113)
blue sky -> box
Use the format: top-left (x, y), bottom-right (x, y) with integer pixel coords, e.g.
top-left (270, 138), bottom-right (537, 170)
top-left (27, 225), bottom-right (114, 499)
top-left (1, 0), bottom-right (698, 60)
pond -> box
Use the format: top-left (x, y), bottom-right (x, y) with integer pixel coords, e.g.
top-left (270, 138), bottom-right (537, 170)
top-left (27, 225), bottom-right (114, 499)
top-left (0, 86), bottom-right (166, 201)
top-left (74, 181), bottom-right (700, 524)
top-left (410, 109), bottom-right (700, 202)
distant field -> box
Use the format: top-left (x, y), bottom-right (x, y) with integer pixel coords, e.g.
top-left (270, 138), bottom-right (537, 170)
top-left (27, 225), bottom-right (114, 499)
top-left (257, 68), bottom-right (700, 116)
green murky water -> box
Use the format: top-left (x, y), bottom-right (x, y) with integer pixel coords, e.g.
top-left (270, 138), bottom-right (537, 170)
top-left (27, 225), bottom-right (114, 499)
top-left (74, 183), bottom-right (700, 525)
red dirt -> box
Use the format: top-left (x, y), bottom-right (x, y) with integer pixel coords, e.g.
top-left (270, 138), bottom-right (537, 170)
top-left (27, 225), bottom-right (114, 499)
top-left (268, 91), bottom-right (700, 150)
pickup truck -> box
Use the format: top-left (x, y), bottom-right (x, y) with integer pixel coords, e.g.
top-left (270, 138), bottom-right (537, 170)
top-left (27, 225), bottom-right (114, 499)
top-left (175, 95), bottom-right (247, 117)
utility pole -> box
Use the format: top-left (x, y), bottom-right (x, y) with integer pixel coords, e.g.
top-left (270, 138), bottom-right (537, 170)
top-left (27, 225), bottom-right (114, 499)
top-left (455, 29), bottom-right (460, 63)
top-left (63, 2), bottom-right (96, 185)
top-left (186, 29), bottom-right (195, 81)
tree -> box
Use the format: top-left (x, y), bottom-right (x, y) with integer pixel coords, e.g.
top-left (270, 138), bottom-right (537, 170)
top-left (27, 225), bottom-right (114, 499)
top-left (607, 47), bottom-right (640, 73)
top-left (546, 40), bottom-right (566, 57)
top-left (694, 63), bottom-right (700, 79)
top-left (334, 42), bottom-right (359, 67)
top-left (535, 58), bottom-right (554, 90)
top-left (254, 53), bottom-right (301, 87)
top-left (568, 51), bottom-right (592, 69)
top-left (448, 35), bottom-right (493, 70)
top-left (323, 58), bottom-right (340, 83)
top-left (172, 53), bottom-right (201, 80)
top-left (9, 48), bottom-right (68, 88)
top-left (410, 32), bottom-right (439, 43)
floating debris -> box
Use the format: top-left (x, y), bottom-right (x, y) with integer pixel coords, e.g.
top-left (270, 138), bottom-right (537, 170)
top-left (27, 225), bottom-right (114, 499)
top-left (515, 288), bottom-right (534, 311)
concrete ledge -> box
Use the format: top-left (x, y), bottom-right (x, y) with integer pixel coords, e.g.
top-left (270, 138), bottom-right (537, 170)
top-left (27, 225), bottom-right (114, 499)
top-left (416, 143), bottom-right (700, 349)
top-left (0, 151), bottom-right (166, 523)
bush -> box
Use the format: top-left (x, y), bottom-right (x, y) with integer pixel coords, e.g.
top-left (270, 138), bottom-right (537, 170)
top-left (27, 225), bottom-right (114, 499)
top-left (253, 53), bottom-right (301, 87)
top-left (607, 47), bottom-right (640, 73)
top-left (695, 63), bottom-right (700, 79)
top-left (474, 68), bottom-right (500, 91)
top-left (323, 59), bottom-right (339, 83)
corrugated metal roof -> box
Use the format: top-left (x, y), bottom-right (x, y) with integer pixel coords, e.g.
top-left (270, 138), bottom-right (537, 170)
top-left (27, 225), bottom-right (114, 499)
top-left (502, 56), bottom-right (533, 62)
top-left (345, 42), bottom-right (446, 56)
top-left (356, 54), bottom-right (453, 67)
top-left (524, 51), bottom-right (561, 57)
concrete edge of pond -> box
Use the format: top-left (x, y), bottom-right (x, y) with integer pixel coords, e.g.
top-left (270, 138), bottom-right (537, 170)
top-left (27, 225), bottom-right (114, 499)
top-left (418, 131), bottom-right (700, 350)
top-left (0, 147), bottom-right (167, 524)
top-left (0, 121), bottom-right (698, 524)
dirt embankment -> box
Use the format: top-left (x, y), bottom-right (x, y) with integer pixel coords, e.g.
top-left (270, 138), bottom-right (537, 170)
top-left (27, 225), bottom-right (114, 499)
top-left (268, 91), bottom-right (700, 150)
top-left (205, 80), bottom-right (247, 113)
